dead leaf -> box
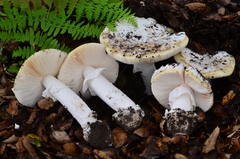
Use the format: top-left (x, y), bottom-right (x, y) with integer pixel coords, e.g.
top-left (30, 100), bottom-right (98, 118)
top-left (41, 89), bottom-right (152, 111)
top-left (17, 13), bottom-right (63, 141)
top-left (37, 98), bottom-right (55, 110)
top-left (15, 137), bottom-right (26, 153)
top-left (50, 129), bottom-right (72, 144)
top-left (112, 127), bottom-right (127, 148)
top-left (134, 125), bottom-right (151, 138)
top-left (6, 100), bottom-right (18, 116)
top-left (63, 142), bottom-right (80, 156)
top-left (202, 126), bottom-right (220, 153)
top-left (26, 107), bottom-right (39, 124)
top-left (222, 90), bottom-right (236, 105)
top-left (0, 88), bottom-right (6, 96)
top-left (174, 153), bottom-right (188, 159)
top-left (0, 143), bottom-right (6, 155)
top-left (94, 149), bottom-right (112, 159)
top-left (22, 136), bottom-right (40, 159)
top-left (185, 2), bottom-right (206, 12)
top-left (2, 134), bottom-right (19, 144)
top-left (162, 134), bottom-right (189, 144)
top-left (140, 144), bottom-right (164, 158)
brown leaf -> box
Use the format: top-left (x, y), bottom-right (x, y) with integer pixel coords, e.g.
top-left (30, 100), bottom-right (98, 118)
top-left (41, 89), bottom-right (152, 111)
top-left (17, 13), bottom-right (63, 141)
top-left (94, 149), bottom-right (112, 159)
top-left (134, 125), bottom-right (151, 138)
top-left (0, 143), bottom-right (6, 155)
top-left (26, 109), bottom-right (38, 124)
top-left (2, 134), bottom-right (19, 144)
top-left (37, 98), bottom-right (55, 110)
top-left (174, 153), bottom-right (188, 159)
top-left (202, 126), bottom-right (220, 153)
top-left (63, 142), bottom-right (81, 156)
top-left (162, 134), bottom-right (189, 144)
top-left (0, 88), bottom-right (6, 96)
top-left (112, 127), bottom-right (127, 148)
top-left (225, 128), bottom-right (240, 153)
top-left (185, 2), bottom-right (206, 12)
top-left (222, 90), bottom-right (236, 105)
top-left (22, 136), bottom-right (40, 159)
top-left (6, 100), bottom-right (18, 116)
top-left (50, 129), bottom-right (72, 144)
top-left (140, 144), bottom-right (163, 158)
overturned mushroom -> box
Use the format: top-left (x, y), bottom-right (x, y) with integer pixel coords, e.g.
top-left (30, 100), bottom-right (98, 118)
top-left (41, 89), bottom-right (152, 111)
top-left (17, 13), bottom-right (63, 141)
top-left (12, 49), bottom-right (113, 149)
top-left (58, 43), bottom-right (144, 131)
top-left (174, 48), bottom-right (235, 79)
top-left (151, 63), bottom-right (213, 136)
top-left (100, 17), bottom-right (189, 94)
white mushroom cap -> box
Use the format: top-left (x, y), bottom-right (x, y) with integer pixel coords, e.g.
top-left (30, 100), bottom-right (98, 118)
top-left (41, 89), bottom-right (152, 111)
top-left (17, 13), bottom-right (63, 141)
top-left (13, 49), bottom-right (67, 107)
top-left (58, 43), bottom-right (119, 98)
top-left (12, 49), bottom-right (67, 107)
top-left (151, 63), bottom-right (213, 112)
top-left (174, 48), bottom-right (236, 79)
top-left (100, 17), bottom-right (189, 64)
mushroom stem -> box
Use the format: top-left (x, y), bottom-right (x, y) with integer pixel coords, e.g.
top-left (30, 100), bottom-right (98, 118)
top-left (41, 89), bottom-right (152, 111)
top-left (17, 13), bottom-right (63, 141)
top-left (82, 65), bottom-right (144, 131)
top-left (42, 75), bottom-right (97, 128)
top-left (168, 84), bottom-right (196, 112)
top-left (82, 66), bottom-right (139, 111)
top-left (133, 63), bottom-right (156, 95)
top-left (41, 75), bottom-right (114, 149)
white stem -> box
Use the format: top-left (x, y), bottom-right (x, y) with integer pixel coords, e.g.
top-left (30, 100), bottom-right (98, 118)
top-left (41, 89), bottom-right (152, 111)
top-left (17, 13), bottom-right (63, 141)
top-left (41, 75), bottom-right (97, 129)
top-left (168, 84), bottom-right (196, 111)
top-left (82, 66), bottom-right (140, 111)
top-left (133, 63), bottom-right (156, 95)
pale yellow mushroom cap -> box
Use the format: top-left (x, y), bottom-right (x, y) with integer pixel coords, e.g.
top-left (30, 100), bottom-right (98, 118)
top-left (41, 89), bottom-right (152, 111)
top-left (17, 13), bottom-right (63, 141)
top-left (151, 63), bottom-right (213, 112)
top-left (100, 17), bottom-right (189, 64)
top-left (174, 48), bottom-right (235, 79)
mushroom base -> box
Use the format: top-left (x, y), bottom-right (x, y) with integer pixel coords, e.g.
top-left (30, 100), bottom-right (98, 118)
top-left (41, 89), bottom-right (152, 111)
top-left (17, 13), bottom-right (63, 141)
top-left (84, 120), bottom-right (113, 149)
top-left (112, 106), bottom-right (144, 131)
top-left (164, 108), bottom-right (198, 136)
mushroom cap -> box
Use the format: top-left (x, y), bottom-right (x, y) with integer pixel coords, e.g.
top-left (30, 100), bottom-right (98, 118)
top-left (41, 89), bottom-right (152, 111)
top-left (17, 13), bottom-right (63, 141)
top-left (174, 48), bottom-right (236, 79)
top-left (100, 17), bottom-right (189, 64)
top-left (12, 49), bottom-right (68, 107)
top-left (151, 63), bottom-right (213, 112)
top-left (58, 43), bottom-right (119, 98)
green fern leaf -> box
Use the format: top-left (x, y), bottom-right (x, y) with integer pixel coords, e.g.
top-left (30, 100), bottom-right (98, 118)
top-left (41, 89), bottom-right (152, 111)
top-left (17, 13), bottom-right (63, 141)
top-left (66, 0), bottom-right (78, 17)
top-left (75, 0), bottom-right (87, 22)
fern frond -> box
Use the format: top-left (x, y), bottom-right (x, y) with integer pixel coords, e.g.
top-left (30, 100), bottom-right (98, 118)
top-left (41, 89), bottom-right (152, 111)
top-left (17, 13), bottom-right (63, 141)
top-left (1, 0), bottom-right (137, 66)
top-left (75, 0), bottom-right (87, 22)
top-left (66, 0), bottom-right (78, 17)
top-left (12, 46), bottom-right (35, 59)
top-left (1, 0), bottom-right (13, 18)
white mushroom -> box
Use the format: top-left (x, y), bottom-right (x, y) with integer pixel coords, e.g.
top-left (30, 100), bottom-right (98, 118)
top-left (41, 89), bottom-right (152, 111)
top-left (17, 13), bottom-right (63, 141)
top-left (100, 17), bottom-right (189, 95)
top-left (12, 49), bottom-right (113, 149)
top-left (174, 48), bottom-right (235, 79)
top-left (58, 43), bottom-right (144, 131)
top-left (151, 63), bottom-right (213, 136)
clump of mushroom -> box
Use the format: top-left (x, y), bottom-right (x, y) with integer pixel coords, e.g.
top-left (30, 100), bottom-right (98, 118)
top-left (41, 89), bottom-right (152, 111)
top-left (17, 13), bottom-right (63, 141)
top-left (174, 48), bottom-right (235, 79)
top-left (58, 43), bottom-right (144, 131)
top-left (151, 63), bottom-right (213, 136)
top-left (100, 17), bottom-right (189, 95)
top-left (12, 49), bottom-right (113, 149)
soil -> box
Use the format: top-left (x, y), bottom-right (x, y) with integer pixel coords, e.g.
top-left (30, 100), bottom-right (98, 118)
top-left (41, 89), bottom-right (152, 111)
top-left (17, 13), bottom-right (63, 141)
top-left (1, 0), bottom-right (240, 159)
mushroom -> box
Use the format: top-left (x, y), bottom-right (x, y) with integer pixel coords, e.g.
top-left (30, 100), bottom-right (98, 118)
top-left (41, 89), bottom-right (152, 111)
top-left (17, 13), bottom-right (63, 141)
top-left (151, 63), bottom-right (213, 136)
top-left (12, 49), bottom-right (113, 149)
top-left (58, 43), bottom-right (144, 131)
top-left (100, 17), bottom-right (189, 95)
top-left (174, 48), bottom-right (235, 79)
